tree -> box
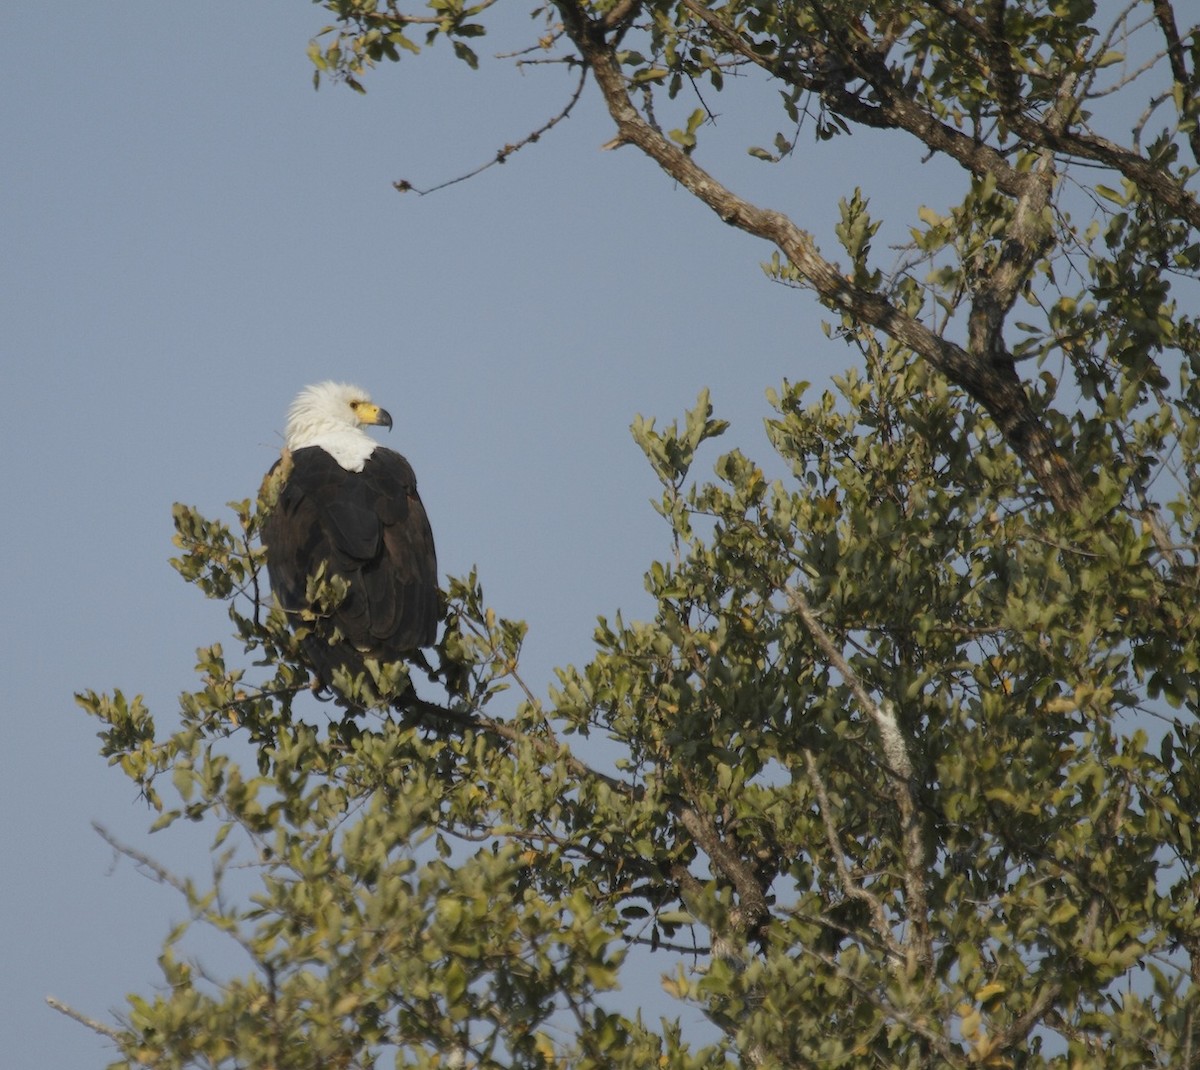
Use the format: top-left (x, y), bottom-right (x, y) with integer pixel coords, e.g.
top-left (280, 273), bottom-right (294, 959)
top-left (70, 1), bottom-right (1200, 1066)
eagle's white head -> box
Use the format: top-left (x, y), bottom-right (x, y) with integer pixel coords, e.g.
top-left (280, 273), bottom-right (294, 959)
top-left (283, 381), bottom-right (393, 472)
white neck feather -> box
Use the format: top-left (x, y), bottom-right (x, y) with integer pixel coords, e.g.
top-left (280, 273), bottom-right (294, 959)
top-left (285, 416), bottom-right (378, 472)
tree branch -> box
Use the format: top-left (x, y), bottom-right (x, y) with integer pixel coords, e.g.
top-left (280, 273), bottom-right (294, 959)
top-left (394, 66), bottom-right (588, 195)
top-left (803, 748), bottom-right (905, 964)
top-left (416, 695), bottom-right (773, 942)
top-left (967, 69), bottom-right (1074, 370)
top-left (676, 797), bottom-right (772, 943)
top-left (790, 589), bottom-right (932, 975)
top-left (1151, 0), bottom-right (1200, 165)
top-left (934, 0), bottom-right (1200, 230)
top-left (553, 0), bottom-right (1084, 510)
top-left (45, 996), bottom-right (123, 1042)
top-left (676, 0), bottom-right (1037, 201)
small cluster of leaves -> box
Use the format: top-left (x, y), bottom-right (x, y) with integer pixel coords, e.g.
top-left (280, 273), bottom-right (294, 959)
top-left (308, 0), bottom-right (506, 88)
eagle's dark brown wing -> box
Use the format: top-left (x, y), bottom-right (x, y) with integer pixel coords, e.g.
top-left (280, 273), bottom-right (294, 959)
top-left (262, 445), bottom-right (438, 695)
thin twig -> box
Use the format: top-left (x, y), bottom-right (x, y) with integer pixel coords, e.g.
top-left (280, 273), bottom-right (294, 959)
top-left (45, 997), bottom-right (123, 1041)
top-left (395, 67), bottom-right (586, 195)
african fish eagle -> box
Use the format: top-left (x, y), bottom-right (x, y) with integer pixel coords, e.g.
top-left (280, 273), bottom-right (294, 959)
top-left (262, 381), bottom-right (438, 698)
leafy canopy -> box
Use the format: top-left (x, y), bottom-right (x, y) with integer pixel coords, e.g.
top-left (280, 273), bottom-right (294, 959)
top-left (73, 1), bottom-right (1200, 1067)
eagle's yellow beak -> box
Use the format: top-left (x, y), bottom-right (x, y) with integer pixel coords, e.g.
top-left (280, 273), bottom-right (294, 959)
top-left (354, 402), bottom-right (393, 430)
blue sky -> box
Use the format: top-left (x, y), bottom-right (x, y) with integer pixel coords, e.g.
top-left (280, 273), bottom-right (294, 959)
top-left (2, 2), bottom-right (955, 1064)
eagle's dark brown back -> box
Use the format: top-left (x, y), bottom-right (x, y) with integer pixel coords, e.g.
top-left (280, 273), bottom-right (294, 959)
top-left (262, 445), bottom-right (438, 695)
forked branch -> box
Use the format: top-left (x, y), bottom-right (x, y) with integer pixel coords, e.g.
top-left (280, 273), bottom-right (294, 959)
top-left (553, 0), bottom-right (1084, 510)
